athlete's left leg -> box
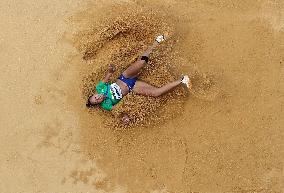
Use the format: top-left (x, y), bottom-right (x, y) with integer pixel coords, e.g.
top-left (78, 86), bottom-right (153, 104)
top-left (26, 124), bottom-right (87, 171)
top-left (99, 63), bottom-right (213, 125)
top-left (122, 35), bottom-right (165, 78)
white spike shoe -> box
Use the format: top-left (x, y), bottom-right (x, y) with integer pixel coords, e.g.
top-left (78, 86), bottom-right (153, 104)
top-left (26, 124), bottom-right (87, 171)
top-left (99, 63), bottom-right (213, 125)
top-left (156, 35), bottom-right (165, 43)
top-left (181, 75), bottom-right (191, 88)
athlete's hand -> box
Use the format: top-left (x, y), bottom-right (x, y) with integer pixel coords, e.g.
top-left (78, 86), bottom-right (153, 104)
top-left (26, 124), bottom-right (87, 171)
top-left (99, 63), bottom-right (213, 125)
top-left (121, 113), bottom-right (130, 124)
top-left (108, 64), bottom-right (116, 73)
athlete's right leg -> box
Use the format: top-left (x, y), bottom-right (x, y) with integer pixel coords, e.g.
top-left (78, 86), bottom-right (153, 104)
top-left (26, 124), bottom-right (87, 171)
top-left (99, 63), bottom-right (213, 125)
top-left (122, 35), bottom-right (165, 78)
top-left (133, 79), bottom-right (182, 97)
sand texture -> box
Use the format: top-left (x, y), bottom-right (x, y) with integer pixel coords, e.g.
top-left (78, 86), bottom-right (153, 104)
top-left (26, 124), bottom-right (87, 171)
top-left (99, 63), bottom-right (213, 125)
top-left (0, 0), bottom-right (283, 193)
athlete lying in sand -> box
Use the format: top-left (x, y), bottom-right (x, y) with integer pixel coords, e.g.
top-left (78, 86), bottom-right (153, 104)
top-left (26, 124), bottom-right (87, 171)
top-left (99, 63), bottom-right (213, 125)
top-left (86, 35), bottom-right (192, 123)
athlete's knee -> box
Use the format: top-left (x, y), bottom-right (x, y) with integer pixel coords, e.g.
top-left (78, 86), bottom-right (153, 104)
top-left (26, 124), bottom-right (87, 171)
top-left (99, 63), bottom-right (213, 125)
top-left (134, 60), bottom-right (145, 67)
top-left (140, 55), bottom-right (149, 63)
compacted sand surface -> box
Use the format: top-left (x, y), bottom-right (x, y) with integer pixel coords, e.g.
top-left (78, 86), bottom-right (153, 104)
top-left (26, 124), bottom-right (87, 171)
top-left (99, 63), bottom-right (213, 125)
top-left (0, 0), bottom-right (283, 193)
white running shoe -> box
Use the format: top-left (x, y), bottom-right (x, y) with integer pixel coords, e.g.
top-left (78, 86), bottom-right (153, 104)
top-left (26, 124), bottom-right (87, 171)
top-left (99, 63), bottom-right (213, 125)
top-left (181, 75), bottom-right (190, 88)
top-left (156, 35), bottom-right (165, 43)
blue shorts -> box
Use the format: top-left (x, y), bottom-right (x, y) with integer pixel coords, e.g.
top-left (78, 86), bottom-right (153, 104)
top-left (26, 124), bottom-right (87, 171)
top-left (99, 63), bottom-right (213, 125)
top-left (118, 74), bottom-right (137, 91)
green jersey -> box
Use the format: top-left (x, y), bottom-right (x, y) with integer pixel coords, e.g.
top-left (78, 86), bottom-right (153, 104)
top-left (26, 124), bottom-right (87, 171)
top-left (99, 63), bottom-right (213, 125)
top-left (95, 81), bottom-right (122, 111)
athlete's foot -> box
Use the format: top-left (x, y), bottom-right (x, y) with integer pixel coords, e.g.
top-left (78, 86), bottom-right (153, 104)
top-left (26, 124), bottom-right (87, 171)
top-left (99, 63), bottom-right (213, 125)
top-left (143, 35), bottom-right (166, 59)
top-left (156, 35), bottom-right (166, 43)
top-left (181, 75), bottom-right (192, 89)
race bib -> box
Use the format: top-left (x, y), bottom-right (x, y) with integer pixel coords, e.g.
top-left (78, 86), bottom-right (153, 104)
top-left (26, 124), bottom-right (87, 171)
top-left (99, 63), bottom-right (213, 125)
top-left (110, 83), bottom-right (123, 100)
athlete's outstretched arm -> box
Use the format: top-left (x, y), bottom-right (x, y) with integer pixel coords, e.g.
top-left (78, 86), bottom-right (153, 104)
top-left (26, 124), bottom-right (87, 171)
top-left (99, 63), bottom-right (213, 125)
top-left (102, 64), bottom-right (116, 83)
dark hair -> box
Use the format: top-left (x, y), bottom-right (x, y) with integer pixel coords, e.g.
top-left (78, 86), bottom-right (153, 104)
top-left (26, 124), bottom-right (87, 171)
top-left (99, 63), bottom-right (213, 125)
top-left (86, 96), bottom-right (95, 108)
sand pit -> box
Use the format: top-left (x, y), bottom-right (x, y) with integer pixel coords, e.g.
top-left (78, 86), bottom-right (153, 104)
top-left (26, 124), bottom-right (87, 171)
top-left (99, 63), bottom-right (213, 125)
top-left (70, 3), bottom-right (221, 128)
top-left (1, 0), bottom-right (284, 193)
top-left (71, 4), bottom-right (189, 128)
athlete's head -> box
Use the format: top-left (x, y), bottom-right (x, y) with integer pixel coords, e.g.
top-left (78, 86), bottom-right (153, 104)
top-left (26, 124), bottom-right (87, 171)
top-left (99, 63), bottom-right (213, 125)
top-left (86, 94), bottom-right (104, 107)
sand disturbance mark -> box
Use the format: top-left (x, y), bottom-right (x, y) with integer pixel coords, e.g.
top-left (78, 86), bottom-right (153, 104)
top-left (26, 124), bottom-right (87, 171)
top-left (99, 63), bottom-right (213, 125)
top-left (71, 3), bottom-right (219, 128)
top-left (189, 71), bottom-right (220, 101)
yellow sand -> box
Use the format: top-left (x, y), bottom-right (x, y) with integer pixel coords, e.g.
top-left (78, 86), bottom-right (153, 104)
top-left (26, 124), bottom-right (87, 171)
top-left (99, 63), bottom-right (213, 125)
top-left (0, 0), bottom-right (283, 192)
